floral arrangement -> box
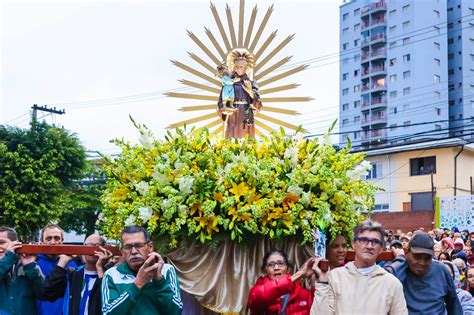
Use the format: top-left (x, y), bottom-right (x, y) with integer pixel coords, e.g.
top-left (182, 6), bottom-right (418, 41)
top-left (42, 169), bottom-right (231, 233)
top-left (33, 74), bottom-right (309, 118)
top-left (99, 119), bottom-right (380, 249)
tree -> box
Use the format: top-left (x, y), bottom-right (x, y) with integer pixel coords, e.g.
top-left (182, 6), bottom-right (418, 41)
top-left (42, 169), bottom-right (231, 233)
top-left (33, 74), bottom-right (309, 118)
top-left (0, 122), bottom-right (86, 240)
top-left (58, 161), bottom-right (106, 238)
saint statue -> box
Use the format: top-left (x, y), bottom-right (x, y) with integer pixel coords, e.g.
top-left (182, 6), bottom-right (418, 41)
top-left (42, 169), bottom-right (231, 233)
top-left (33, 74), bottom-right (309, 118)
top-left (217, 49), bottom-right (262, 139)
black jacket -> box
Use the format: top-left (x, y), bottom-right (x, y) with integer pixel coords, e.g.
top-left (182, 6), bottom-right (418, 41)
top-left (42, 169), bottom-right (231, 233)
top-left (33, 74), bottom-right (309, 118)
top-left (43, 265), bottom-right (103, 315)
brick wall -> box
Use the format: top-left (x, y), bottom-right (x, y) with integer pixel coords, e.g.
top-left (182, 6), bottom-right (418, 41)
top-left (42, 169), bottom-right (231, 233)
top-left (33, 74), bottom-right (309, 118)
top-left (370, 211), bottom-right (435, 232)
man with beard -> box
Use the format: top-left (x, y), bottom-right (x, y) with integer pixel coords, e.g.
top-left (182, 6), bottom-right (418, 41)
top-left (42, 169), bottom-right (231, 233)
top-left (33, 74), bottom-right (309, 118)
top-left (42, 234), bottom-right (113, 315)
top-left (385, 231), bottom-right (462, 314)
top-left (311, 220), bottom-right (407, 314)
top-left (101, 226), bottom-right (182, 315)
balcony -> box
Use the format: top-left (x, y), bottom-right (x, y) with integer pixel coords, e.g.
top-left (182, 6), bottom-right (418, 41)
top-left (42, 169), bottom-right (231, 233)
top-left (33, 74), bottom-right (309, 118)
top-left (361, 117), bottom-right (371, 127)
top-left (361, 5), bottom-right (370, 17)
top-left (370, 65), bottom-right (386, 76)
top-left (371, 17), bottom-right (386, 27)
top-left (371, 83), bottom-right (386, 92)
top-left (370, 97), bottom-right (387, 109)
top-left (361, 130), bottom-right (387, 142)
top-left (370, 49), bottom-right (387, 60)
top-left (361, 68), bottom-right (370, 78)
top-left (361, 21), bottom-right (370, 31)
top-left (361, 38), bottom-right (370, 47)
top-left (361, 52), bottom-right (370, 61)
top-left (370, 1), bottom-right (387, 13)
top-left (370, 115), bottom-right (387, 124)
top-left (371, 33), bottom-right (386, 44)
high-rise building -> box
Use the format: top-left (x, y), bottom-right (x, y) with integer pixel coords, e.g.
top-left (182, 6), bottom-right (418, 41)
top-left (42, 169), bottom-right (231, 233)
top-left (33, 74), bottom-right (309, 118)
top-left (339, 0), bottom-right (474, 149)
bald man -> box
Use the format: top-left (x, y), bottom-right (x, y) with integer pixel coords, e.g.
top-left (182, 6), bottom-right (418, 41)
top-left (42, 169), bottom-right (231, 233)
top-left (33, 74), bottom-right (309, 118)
top-left (43, 234), bottom-right (113, 315)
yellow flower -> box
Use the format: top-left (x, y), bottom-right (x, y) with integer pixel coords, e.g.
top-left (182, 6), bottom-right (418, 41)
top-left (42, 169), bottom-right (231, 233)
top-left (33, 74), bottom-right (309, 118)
top-left (229, 182), bottom-right (249, 199)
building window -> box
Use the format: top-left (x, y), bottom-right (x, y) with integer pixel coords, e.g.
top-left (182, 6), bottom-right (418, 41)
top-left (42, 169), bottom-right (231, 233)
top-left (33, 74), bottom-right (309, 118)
top-left (434, 26), bottom-right (440, 34)
top-left (354, 131), bottom-right (360, 139)
top-left (354, 69), bottom-right (360, 77)
top-left (343, 43), bottom-right (349, 50)
top-left (343, 27), bottom-right (349, 36)
top-left (448, 37), bottom-right (454, 44)
top-left (354, 39), bottom-right (360, 47)
top-left (366, 162), bottom-right (382, 180)
top-left (390, 107), bottom-right (398, 114)
top-left (403, 54), bottom-right (411, 62)
top-left (390, 25), bottom-right (396, 33)
top-left (354, 85), bottom-right (360, 92)
top-left (448, 69), bottom-right (454, 75)
top-left (434, 42), bottom-right (440, 50)
top-left (449, 100), bottom-right (455, 106)
top-left (342, 118), bottom-right (349, 126)
top-left (403, 21), bottom-right (410, 29)
top-left (403, 37), bottom-right (410, 45)
top-left (343, 73), bottom-right (348, 80)
top-left (390, 124), bottom-right (397, 131)
top-left (390, 58), bottom-right (397, 66)
top-left (448, 22), bottom-right (453, 29)
top-left (343, 13), bottom-right (349, 21)
top-left (433, 10), bottom-right (440, 18)
top-left (342, 58), bottom-right (349, 64)
top-left (448, 53), bottom-right (454, 60)
top-left (435, 108), bottom-right (441, 115)
top-left (435, 124), bottom-right (441, 130)
top-left (403, 104), bottom-right (410, 111)
top-left (374, 204), bottom-right (389, 212)
top-left (389, 9), bottom-right (396, 17)
top-left (354, 100), bottom-right (360, 108)
top-left (390, 74), bottom-right (397, 82)
top-left (449, 84), bottom-right (455, 92)
top-left (411, 192), bottom-right (434, 211)
top-left (433, 75), bottom-right (440, 83)
top-left (434, 58), bottom-right (440, 66)
top-left (403, 121), bottom-right (411, 128)
top-left (403, 5), bottom-right (410, 13)
top-left (434, 91), bottom-right (441, 98)
top-left (354, 8), bottom-right (360, 16)
top-left (403, 87), bottom-right (411, 95)
top-left (410, 156), bottom-right (436, 176)
top-left (390, 91), bottom-right (397, 98)
top-left (342, 88), bottom-right (349, 95)
top-left (403, 71), bottom-right (411, 79)
top-left (342, 103), bottom-right (349, 111)
top-left (354, 23), bottom-right (360, 31)
top-left (354, 116), bottom-right (360, 123)
top-left (390, 41), bottom-right (397, 49)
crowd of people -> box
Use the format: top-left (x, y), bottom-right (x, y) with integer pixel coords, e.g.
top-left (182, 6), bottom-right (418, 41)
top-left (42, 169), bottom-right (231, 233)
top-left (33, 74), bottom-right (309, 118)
top-left (1, 221), bottom-right (474, 314)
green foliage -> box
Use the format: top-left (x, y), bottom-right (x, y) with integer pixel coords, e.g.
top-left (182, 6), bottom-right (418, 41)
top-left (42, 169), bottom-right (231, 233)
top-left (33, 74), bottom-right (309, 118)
top-left (58, 161), bottom-right (106, 237)
top-left (0, 122), bottom-right (86, 240)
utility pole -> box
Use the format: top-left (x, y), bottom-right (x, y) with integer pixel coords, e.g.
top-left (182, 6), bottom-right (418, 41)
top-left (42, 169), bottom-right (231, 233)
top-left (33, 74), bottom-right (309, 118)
top-left (31, 104), bottom-right (65, 128)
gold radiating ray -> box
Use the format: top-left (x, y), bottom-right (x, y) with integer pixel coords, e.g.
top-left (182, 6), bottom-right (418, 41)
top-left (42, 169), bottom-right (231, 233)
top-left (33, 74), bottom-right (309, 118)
top-left (238, 0), bottom-right (244, 46)
top-left (170, 60), bottom-right (221, 87)
top-left (165, 92), bottom-right (218, 101)
top-left (210, 3), bottom-right (232, 52)
top-left (178, 80), bottom-right (220, 94)
top-left (212, 125), bottom-right (224, 135)
top-left (259, 65), bottom-right (308, 87)
top-left (258, 113), bottom-right (308, 132)
top-left (255, 56), bottom-right (292, 80)
top-left (194, 118), bottom-right (222, 133)
top-left (255, 34), bottom-right (294, 72)
top-left (260, 83), bottom-right (300, 95)
top-left (261, 106), bottom-right (300, 115)
top-left (167, 112), bottom-right (217, 129)
top-left (249, 4), bottom-right (274, 52)
top-left (204, 28), bottom-right (226, 61)
top-left (187, 30), bottom-right (221, 65)
top-left (254, 31), bottom-right (277, 60)
top-left (244, 5), bottom-right (257, 47)
top-left (255, 119), bottom-right (276, 133)
top-left (255, 128), bottom-right (264, 137)
top-left (225, 4), bottom-right (238, 48)
top-left (178, 105), bottom-right (215, 112)
top-left (187, 52), bottom-right (216, 75)
top-left (262, 97), bottom-right (313, 103)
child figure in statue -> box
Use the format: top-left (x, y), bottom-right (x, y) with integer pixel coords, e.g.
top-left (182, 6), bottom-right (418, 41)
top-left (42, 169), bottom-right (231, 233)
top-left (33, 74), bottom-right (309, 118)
top-left (216, 64), bottom-right (235, 110)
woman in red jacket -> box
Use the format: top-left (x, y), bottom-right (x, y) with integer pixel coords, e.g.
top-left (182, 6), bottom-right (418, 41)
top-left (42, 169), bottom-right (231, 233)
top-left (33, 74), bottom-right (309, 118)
top-left (247, 250), bottom-right (314, 315)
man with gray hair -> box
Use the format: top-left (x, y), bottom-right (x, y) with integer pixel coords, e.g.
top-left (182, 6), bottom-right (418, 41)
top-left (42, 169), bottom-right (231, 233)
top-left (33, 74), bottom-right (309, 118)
top-left (311, 219), bottom-right (407, 314)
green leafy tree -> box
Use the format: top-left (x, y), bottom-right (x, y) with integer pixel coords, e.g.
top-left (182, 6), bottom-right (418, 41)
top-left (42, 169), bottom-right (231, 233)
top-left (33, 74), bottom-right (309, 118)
top-left (58, 161), bottom-right (106, 238)
top-left (0, 122), bottom-right (86, 240)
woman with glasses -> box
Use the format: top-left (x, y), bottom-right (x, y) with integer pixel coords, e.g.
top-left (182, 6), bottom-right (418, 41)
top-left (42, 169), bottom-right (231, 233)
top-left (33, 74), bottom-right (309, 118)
top-left (247, 249), bottom-right (314, 315)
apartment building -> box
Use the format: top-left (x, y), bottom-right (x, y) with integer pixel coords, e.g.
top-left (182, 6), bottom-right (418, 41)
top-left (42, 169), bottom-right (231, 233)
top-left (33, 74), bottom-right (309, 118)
top-left (339, 0), bottom-right (474, 148)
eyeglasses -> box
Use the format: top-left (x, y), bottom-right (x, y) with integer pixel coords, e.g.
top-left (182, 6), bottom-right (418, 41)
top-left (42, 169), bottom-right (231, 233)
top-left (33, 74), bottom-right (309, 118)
top-left (355, 237), bottom-right (384, 247)
top-left (122, 242), bottom-right (148, 251)
top-left (266, 260), bottom-right (286, 268)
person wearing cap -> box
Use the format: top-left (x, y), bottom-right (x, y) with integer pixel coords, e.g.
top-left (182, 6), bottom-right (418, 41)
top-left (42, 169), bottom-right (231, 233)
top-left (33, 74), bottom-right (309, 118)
top-left (311, 220), bottom-right (407, 315)
top-left (390, 239), bottom-right (403, 250)
top-left (400, 235), bottom-right (410, 250)
top-left (385, 231), bottom-right (462, 314)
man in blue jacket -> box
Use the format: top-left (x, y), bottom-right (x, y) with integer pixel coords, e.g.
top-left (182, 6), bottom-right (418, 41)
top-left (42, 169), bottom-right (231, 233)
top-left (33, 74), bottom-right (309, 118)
top-left (385, 231), bottom-right (462, 314)
top-left (36, 224), bottom-right (77, 315)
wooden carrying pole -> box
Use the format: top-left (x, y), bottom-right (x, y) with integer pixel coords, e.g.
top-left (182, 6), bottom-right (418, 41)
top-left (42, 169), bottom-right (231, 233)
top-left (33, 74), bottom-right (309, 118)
top-left (16, 244), bottom-right (122, 256)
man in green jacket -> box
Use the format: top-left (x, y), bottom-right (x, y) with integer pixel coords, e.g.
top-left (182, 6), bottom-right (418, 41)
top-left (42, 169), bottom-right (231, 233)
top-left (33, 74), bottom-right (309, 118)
top-left (101, 226), bottom-right (182, 315)
top-left (0, 226), bottom-right (54, 315)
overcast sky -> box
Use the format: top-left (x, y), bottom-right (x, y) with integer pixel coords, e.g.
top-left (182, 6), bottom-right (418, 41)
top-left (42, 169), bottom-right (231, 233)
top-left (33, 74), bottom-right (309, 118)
top-left (1, 0), bottom-right (340, 155)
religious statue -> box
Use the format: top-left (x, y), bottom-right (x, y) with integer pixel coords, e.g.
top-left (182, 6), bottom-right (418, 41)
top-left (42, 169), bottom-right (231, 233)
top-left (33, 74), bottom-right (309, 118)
top-left (217, 49), bottom-right (262, 139)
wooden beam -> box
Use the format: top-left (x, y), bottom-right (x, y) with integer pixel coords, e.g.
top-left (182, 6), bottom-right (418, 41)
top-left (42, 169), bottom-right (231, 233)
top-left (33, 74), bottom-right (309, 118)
top-left (249, 4), bottom-right (274, 52)
top-left (258, 112), bottom-right (308, 132)
top-left (167, 112), bottom-right (218, 129)
top-left (255, 56), bottom-right (292, 80)
top-left (193, 118), bottom-right (222, 134)
top-left (259, 65), bottom-right (308, 87)
top-left (238, 0), bottom-right (244, 46)
top-left (178, 105), bottom-right (215, 112)
top-left (255, 34), bottom-right (294, 72)
top-left (188, 52), bottom-right (216, 74)
top-left (255, 119), bottom-right (276, 133)
top-left (226, 4), bottom-right (237, 48)
top-left (260, 83), bottom-right (300, 95)
top-left (254, 31), bottom-right (277, 60)
top-left (204, 28), bottom-right (226, 61)
top-left (261, 106), bottom-right (300, 115)
top-left (187, 30), bottom-right (221, 65)
top-left (244, 5), bottom-right (257, 47)
top-left (171, 60), bottom-right (221, 87)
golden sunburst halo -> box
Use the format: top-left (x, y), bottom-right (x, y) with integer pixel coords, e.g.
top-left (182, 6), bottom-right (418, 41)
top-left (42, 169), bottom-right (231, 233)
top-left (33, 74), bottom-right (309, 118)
top-left (165, 0), bottom-right (312, 136)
